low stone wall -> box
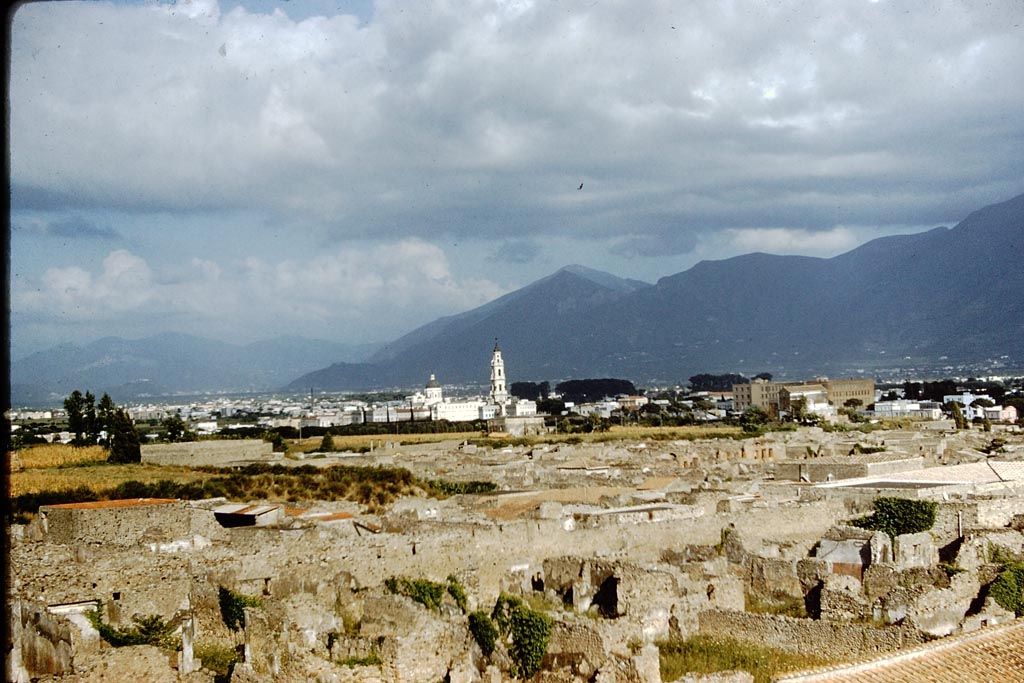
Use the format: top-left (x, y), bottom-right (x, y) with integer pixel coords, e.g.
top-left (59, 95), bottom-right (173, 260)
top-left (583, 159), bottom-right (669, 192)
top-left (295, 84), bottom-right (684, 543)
top-left (697, 610), bottom-right (924, 660)
top-left (141, 439), bottom-right (274, 466)
top-left (40, 500), bottom-right (192, 546)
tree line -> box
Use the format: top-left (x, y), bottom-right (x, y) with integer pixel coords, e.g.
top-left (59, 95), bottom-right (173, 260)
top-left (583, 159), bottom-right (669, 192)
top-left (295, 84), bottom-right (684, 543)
top-left (63, 390), bottom-right (141, 463)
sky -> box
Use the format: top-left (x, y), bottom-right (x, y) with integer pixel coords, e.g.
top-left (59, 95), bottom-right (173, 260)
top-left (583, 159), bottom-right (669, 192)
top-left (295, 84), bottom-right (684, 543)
top-left (9, 0), bottom-right (1024, 361)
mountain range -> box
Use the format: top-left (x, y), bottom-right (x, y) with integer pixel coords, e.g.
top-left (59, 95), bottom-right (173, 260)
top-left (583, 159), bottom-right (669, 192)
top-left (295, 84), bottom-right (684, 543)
top-left (11, 193), bottom-right (1023, 404)
top-left (9, 334), bottom-right (377, 405)
top-left (288, 192), bottom-right (1024, 390)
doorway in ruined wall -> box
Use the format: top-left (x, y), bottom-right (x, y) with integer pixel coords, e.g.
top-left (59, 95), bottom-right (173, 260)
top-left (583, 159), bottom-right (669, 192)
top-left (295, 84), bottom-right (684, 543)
top-left (592, 575), bottom-right (619, 618)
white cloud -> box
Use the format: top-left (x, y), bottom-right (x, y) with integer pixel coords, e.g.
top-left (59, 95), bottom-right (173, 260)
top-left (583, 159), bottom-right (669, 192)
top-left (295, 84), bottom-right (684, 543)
top-left (8, 0), bottom-right (1024, 354)
top-left (13, 241), bottom-right (506, 345)
top-left (10, 0), bottom-right (1023, 235)
top-left (727, 227), bottom-right (862, 257)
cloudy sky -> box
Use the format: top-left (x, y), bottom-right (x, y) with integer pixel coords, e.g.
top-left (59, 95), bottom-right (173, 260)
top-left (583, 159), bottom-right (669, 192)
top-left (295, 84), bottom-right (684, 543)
top-left (10, 0), bottom-right (1024, 360)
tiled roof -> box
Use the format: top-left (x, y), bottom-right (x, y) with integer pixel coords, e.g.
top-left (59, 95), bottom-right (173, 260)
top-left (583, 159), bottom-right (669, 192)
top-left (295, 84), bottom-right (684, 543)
top-left (884, 461), bottom-right (1024, 484)
top-left (776, 619), bottom-right (1024, 682)
top-left (43, 498), bottom-right (178, 510)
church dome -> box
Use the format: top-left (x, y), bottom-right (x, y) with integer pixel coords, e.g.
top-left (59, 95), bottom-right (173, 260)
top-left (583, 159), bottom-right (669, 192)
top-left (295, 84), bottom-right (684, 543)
top-left (426, 373), bottom-right (441, 389)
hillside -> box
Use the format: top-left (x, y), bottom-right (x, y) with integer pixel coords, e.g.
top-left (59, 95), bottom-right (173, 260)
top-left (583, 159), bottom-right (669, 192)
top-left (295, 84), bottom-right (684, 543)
top-left (289, 193), bottom-right (1024, 390)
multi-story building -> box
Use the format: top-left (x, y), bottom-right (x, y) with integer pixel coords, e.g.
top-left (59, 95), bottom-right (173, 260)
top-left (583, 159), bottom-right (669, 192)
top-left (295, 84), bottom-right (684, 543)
top-left (732, 378), bottom-right (782, 412)
top-left (734, 377), bottom-right (875, 413)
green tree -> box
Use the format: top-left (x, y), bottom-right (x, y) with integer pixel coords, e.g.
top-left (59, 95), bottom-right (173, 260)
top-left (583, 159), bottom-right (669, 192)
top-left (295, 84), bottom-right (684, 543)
top-left (843, 398), bottom-right (863, 408)
top-left (948, 401), bottom-right (968, 430)
top-left (739, 406), bottom-right (771, 433)
top-left (96, 393), bottom-right (116, 445)
top-left (262, 430), bottom-right (287, 452)
top-left (161, 415), bottom-right (196, 443)
top-left (84, 391), bottom-right (99, 444)
top-left (107, 408), bottom-right (142, 463)
top-left (319, 432), bottom-right (335, 452)
top-left (64, 390), bottom-right (87, 446)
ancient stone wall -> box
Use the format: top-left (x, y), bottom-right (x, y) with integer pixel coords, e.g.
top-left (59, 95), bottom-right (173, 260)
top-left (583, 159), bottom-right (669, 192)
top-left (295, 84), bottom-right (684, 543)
top-left (697, 610), bottom-right (924, 659)
top-left (39, 500), bottom-right (194, 546)
top-left (141, 439), bottom-right (273, 466)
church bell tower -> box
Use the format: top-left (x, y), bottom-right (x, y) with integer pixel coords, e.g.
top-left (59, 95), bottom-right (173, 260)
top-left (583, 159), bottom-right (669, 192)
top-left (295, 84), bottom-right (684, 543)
top-left (489, 339), bottom-right (508, 407)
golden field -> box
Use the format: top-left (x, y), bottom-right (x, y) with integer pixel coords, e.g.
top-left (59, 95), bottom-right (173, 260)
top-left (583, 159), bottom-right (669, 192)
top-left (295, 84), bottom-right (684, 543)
top-left (10, 462), bottom-right (209, 497)
top-left (17, 444), bottom-right (108, 469)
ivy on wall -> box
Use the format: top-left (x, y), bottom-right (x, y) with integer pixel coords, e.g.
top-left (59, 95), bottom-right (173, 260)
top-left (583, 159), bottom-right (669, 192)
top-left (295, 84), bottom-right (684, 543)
top-left (218, 586), bottom-right (263, 632)
top-left (851, 497), bottom-right (937, 541)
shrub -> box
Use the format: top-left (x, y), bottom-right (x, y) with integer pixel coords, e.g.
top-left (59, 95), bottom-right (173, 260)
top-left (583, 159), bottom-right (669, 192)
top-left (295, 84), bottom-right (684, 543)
top-left (489, 593), bottom-right (552, 678)
top-left (385, 576), bottom-right (446, 611)
top-left (425, 479), bottom-right (498, 496)
top-left (468, 610), bottom-right (497, 656)
top-left (218, 586), bottom-right (262, 631)
top-left (507, 603), bottom-right (552, 679)
top-left (86, 609), bottom-right (178, 649)
top-left (446, 576), bottom-right (468, 613)
top-left (850, 497), bottom-right (936, 541)
top-left (990, 562), bottom-right (1024, 616)
top-left (194, 643), bottom-right (242, 681)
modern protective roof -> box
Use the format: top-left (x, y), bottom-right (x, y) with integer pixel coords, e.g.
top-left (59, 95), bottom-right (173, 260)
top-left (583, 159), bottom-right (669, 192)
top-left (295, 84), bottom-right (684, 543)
top-left (43, 498), bottom-right (178, 510)
top-left (776, 619), bottom-right (1024, 682)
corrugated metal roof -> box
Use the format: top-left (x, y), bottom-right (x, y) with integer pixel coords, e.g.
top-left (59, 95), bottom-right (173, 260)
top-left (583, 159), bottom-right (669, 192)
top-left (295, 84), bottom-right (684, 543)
top-left (43, 498), bottom-right (178, 510)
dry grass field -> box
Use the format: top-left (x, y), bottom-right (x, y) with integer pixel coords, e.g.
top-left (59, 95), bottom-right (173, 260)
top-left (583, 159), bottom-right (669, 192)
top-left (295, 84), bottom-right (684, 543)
top-left (10, 462), bottom-right (209, 497)
top-left (17, 444), bottom-right (108, 469)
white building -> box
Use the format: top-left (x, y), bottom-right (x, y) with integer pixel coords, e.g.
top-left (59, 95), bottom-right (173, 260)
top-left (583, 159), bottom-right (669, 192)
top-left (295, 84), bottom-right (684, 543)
top-left (432, 400), bottom-right (486, 422)
top-left (873, 400), bottom-right (943, 420)
top-left (489, 340), bottom-right (509, 409)
top-left (943, 393), bottom-right (995, 421)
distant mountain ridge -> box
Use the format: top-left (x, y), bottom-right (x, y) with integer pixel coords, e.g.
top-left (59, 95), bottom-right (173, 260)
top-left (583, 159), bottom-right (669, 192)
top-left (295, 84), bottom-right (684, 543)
top-left (9, 333), bottom-right (378, 405)
top-left (13, 193), bottom-right (1024, 403)
top-left (288, 192), bottom-right (1024, 391)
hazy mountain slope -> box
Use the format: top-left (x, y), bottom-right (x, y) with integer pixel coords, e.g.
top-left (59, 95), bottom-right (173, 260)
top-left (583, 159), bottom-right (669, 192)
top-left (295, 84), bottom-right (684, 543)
top-left (10, 333), bottom-right (377, 404)
top-left (289, 192), bottom-right (1024, 389)
top-left (286, 266), bottom-right (651, 390)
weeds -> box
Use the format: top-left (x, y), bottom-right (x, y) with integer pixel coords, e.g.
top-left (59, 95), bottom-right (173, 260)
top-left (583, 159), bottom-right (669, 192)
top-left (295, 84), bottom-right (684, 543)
top-left (657, 635), bottom-right (831, 683)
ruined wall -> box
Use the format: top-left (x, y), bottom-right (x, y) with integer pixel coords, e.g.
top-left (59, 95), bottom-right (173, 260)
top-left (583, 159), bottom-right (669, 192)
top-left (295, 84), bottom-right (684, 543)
top-left (9, 599), bottom-right (76, 681)
top-left (697, 610), bottom-right (925, 659)
top-left (40, 501), bottom-right (192, 546)
top-left (141, 439), bottom-right (274, 466)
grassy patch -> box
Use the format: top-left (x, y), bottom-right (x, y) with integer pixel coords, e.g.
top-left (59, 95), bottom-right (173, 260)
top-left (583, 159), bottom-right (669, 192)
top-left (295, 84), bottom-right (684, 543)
top-left (10, 462), bottom-right (484, 519)
top-left (745, 593), bottom-right (808, 619)
top-left (16, 444), bottom-right (109, 469)
top-left (194, 643), bottom-right (242, 683)
top-left (658, 635), bottom-right (831, 683)
top-left (337, 652), bottom-right (382, 667)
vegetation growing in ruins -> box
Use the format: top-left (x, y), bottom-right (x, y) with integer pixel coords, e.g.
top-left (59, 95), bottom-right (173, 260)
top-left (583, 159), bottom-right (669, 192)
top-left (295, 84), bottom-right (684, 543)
top-left (468, 610), bottom-right (498, 656)
top-left (86, 609), bottom-right (179, 649)
top-left (850, 497), bottom-right (937, 541)
top-left (745, 593), bottom-right (808, 619)
top-left (425, 479), bottom-right (498, 496)
top-left (446, 575), bottom-right (469, 613)
top-left (489, 593), bottom-right (553, 679)
top-left (657, 635), bottom-right (832, 683)
top-left (337, 652), bottom-right (383, 667)
top-left (193, 643), bottom-right (242, 683)
top-left (989, 560), bottom-right (1024, 616)
top-left (385, 576), bottom-right (447, 611)
top-left (218, 586), bottom-right (263, 631)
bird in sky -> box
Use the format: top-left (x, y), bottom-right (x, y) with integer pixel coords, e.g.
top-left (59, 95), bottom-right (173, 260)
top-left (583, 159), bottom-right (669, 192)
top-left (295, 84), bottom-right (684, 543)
top-left (578, 182), bottom-right (584, 190)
